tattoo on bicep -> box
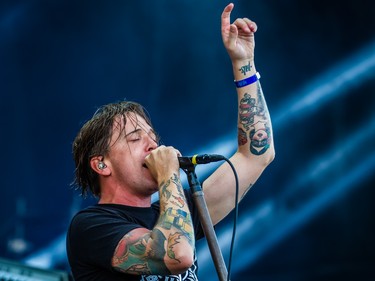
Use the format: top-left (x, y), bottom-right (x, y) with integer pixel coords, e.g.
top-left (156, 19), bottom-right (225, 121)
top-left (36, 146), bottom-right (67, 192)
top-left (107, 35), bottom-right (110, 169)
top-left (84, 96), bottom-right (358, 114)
top-left (113, 229), bottom-right (171, 275)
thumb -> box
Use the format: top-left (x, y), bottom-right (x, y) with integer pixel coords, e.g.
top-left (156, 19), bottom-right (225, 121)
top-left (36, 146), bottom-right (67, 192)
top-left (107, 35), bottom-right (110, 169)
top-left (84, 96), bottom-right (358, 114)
top-left (228, 24), bottom-right (238, 48)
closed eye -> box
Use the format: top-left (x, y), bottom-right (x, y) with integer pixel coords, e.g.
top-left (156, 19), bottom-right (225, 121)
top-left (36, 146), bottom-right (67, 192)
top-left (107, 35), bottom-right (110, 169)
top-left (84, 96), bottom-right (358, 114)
top-left (125, 128), bottom-right (158, 144)
top-left (125, 129), bottom-right (141, 142)
top-left (128, 138), bottom-right (140, 142)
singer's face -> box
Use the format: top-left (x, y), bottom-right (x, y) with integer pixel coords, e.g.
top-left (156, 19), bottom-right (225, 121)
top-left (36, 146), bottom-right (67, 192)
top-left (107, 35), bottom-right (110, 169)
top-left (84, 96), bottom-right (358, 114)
top-left (105, 113), bottom-right (159, 195)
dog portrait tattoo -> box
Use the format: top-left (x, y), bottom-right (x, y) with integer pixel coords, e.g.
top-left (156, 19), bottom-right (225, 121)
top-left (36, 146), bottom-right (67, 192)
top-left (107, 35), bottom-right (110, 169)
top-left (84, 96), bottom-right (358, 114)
top-left (249, 121), bottom-right (271, 155)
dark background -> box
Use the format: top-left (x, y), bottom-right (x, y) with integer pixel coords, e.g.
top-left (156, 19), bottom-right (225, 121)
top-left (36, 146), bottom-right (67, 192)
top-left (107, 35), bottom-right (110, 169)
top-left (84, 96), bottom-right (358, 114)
top-left (1, 0), bottom-right (374, 280)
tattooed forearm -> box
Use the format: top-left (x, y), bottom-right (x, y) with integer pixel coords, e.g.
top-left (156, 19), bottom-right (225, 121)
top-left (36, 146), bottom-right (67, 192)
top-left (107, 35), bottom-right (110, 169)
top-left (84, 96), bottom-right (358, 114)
top-left (238, 128), bottom-right (248, 146)
top-left (239, 93), bottom-right (256, 130)
top-left (167, 232), bottom-right (184, 263)
top-left (238, 81), bottom-right (272, 155)
top-left (249, 121), bottom-right (271, 155)
top-left (171, 194), bottom-right (185, 208)
top-left (159, 173), bottom-right (186, 209)
top-left (158, 173), bottom-right (195, 262)
top-left (249, 82), bottom-right (272, 155)
top-left (159, 208), bottom-right (193, 243)
top-left (160, 179), bottom-right (172, 201)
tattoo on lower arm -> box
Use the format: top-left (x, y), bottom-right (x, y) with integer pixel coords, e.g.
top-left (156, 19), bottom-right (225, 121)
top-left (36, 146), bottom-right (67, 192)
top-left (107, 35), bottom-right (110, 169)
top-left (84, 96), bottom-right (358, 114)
top-left (238, 127), bottom-right (248, 146)
top-left (239, 93), bottom-right (256, 131)
top-left (159, 174), bottom-right (194, 261)
top-left (249, 122), bottom-right (271, 155)
top-left (159, 208), bottom-right (193, 243)
top-left (160, 173), bottom-right (186, 209)
top-left (239, 61), bottom-right (253, 75)
top-left (167, 232), bottom-right (184, 263)
top-left (238, 82), bottom-right (272, 155)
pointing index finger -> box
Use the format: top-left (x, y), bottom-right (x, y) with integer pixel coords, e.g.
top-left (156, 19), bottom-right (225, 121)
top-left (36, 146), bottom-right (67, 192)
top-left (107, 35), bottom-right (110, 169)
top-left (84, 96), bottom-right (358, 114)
top-left (221, 3), bottom-right (234, 29)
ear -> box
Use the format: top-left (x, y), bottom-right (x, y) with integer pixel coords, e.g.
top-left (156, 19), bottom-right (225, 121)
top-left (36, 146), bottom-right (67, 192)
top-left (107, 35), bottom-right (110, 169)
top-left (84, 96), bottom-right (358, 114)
top-left (90, 156), bottom-right (111, 176)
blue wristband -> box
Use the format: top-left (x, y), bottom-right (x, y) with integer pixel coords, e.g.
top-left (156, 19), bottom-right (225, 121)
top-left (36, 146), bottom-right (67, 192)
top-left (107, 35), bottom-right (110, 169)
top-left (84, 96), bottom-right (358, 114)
top-left (234, 72), bottom-right (261, 88)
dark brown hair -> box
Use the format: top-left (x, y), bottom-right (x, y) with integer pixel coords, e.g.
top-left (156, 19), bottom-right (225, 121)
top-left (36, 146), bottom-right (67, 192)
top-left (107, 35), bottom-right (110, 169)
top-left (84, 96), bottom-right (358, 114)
top-left (72, 100), bottom-right (154, 197)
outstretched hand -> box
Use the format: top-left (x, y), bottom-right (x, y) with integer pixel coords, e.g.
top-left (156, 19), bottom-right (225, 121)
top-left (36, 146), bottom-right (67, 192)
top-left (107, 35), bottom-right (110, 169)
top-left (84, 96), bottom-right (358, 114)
top-left (221, 3), bottom-right (257, 62)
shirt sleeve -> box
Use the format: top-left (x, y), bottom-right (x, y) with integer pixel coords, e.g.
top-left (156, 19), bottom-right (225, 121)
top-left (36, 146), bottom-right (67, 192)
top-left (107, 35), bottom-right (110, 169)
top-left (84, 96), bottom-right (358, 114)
top-left (67, 207), bottom-right (141, 271)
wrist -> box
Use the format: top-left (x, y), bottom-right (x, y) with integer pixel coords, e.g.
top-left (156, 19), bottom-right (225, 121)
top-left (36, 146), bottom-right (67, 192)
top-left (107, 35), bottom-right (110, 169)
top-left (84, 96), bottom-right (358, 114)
top-left (232, 60), bottom-right (256, 80)
top-left (234, 72), bottom-right (260, 88)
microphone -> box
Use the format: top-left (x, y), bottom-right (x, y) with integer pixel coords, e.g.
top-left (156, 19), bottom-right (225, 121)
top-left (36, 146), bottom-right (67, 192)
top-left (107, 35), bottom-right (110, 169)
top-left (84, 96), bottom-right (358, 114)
top-left (178, 154), bottom-right (225, 169)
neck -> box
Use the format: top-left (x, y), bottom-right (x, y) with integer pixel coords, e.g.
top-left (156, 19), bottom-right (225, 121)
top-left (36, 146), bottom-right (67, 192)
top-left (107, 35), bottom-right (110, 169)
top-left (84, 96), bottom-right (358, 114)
top-left (98, 189), bottom-right (152, 207)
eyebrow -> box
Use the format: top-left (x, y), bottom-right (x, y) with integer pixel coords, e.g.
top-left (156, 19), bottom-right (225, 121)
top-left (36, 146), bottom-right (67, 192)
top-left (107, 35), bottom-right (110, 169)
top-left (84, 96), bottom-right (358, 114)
top-left (125, 128), bottom-right (157, 138)
top-left (125, 128), bottom-right (141, 138)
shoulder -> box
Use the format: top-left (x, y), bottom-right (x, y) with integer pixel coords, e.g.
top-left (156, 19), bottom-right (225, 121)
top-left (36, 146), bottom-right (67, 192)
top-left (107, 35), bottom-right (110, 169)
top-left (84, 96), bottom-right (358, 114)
top-left (70, 205), bottom-right (120, 225)
top-left (69, 204), bottom-right (160, 235)
top-left (68, 204), bottom-right (133, 235)
top-left (67, 204), bottom-right (144, 251)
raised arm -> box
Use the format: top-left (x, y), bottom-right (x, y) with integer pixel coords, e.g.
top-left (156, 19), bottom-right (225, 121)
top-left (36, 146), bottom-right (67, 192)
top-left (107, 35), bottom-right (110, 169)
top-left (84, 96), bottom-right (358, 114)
top-left (203, 3), bottom-right (275, 225)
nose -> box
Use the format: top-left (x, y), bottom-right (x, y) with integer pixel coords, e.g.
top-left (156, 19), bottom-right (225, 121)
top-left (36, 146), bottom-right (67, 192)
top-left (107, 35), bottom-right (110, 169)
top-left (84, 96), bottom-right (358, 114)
top-left (145, 134), bottom-right (158, 152)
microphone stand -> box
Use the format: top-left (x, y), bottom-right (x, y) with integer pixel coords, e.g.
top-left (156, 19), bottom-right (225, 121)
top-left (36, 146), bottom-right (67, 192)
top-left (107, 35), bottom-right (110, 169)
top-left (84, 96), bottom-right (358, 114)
top-left (182, 164), bottom-right (229, 281)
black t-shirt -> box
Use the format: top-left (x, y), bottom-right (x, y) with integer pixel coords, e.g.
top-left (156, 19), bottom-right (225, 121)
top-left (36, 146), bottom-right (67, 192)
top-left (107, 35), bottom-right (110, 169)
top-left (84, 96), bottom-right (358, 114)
top-left (66, 189), bottom-right (204, 281)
